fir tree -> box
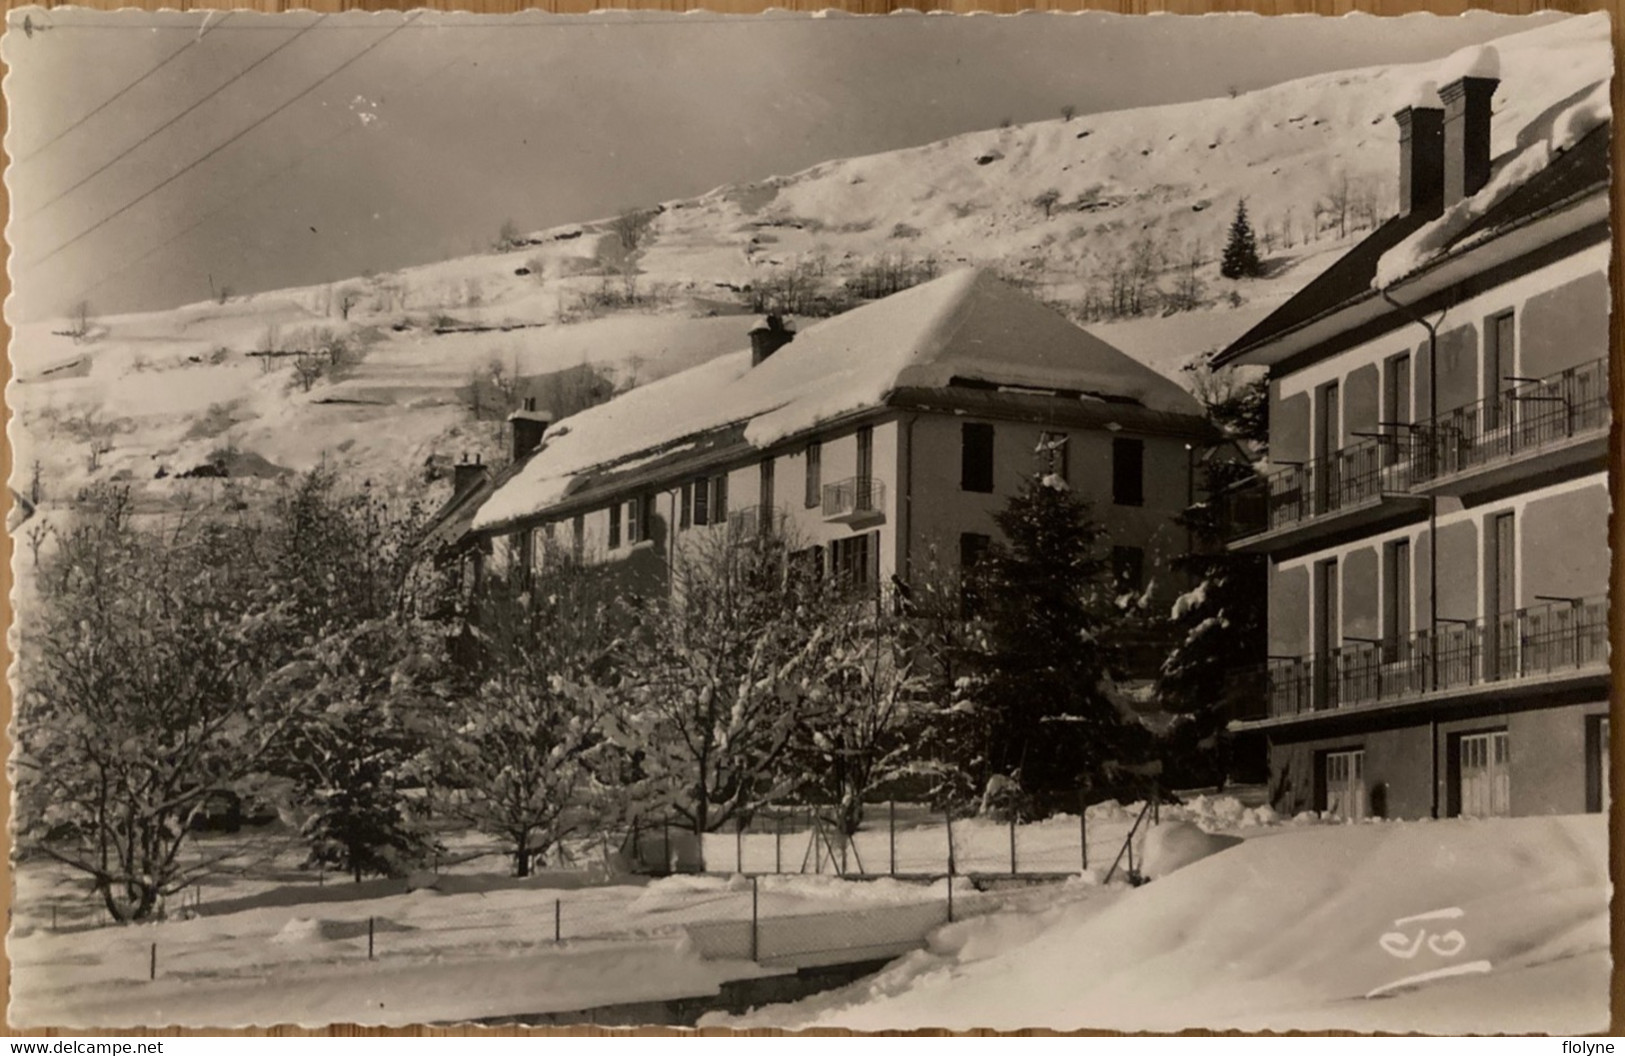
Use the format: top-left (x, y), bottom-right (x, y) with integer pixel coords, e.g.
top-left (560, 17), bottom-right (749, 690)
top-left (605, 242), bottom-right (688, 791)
top-left (1221, 199), bottom-right (1263, 279)
top-left (968, 473), bottom-right (1128, 802)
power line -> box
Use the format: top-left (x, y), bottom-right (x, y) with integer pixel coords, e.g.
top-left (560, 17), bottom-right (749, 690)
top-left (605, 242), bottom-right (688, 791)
top-left (16, 15), bottom-right (324, 225)
top-left (63, 47), bottom-right (467, 308)
top-left (12, 12), bottom-right (235, 167)
top-left (26, 13), bottom-right (420, 271)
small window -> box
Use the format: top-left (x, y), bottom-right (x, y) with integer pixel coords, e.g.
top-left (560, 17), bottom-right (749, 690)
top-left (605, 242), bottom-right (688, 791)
top-left (1112, 545), bottom-right (1144, 592)
top-left (804, 441), bottom-right (822, 508)
top-left (962, 423), bottom-right (995, 493)
top-left (608, 503), bottom-right (622, 549)
top-left (1112, 437), bottom-right (1144, 506)
top-left (1037, 431), bottom-right (1069, 482)
top-left (959, 532), bottom-right (992, 616)
top-left (693, 478), bottom-right (710, 526)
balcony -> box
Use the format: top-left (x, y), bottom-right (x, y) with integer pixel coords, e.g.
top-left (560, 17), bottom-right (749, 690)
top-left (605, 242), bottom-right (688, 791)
top-left (1221, 435), bottom-right (1428, 553)
top-left (1229, 595), bottom-right (1608, 728)
top-left (1409, 357), bottom-right (1609, 496)
top-left (727, 505), bottom-right (787, 540)
top-left (821, 476), bottom-right (885, 526)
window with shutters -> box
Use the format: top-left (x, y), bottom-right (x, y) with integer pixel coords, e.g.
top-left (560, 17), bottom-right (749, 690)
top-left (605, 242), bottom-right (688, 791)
top-left (607, 504), bottom-right (621, 549)
top-left (961, 423), bottom-right (994, 493)
top-left (804, 441), bottom-right (822, 508)
top-left (832, 532), bottom-right (875, 589)
top-left (1112, 437), bottom-right (1144, 506)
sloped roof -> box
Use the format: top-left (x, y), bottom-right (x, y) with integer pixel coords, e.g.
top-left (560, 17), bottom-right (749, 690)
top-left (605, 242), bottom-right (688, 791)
top-left (1218, 118), bottom-right (1611, 366)
top-left (474, 268), bottom-right (1204, 533)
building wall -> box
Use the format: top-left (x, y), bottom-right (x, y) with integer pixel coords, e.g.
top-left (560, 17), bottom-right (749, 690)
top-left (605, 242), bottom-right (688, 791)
top-left (903, 412), bottom-right (1193, 603)
top-left (1267, 242), bottom-right (1609, 452)
top-left (1268, 697), bottom-right (1608, 819)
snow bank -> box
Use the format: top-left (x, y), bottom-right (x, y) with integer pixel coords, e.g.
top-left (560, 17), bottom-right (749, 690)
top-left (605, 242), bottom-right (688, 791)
top-left (1138, 821), bottom-right (1242, 879)
top-left (727, 814), bottom-right (1610, 1034)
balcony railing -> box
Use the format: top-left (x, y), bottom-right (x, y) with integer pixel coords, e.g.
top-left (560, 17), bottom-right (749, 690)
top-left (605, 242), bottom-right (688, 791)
top-left (1410, 357), bottom-right (1609, 487)
top-left (1230, 595), bottom-right (1608, 723)
top-left (727, 505), bottom-right (787, 540)
top-left (1221, 434), bottom-right (1416, 544)
top-left (1221, 358), bottom-right (1610, 547)
top-left (822, 476), bottom-right (885, 524)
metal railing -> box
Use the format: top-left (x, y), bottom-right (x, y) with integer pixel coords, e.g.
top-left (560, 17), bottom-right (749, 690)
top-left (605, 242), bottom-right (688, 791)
top-left (1410, 357), bottom-right (1609, 485)
top-left (821, 476), bottom-right (885, 521)
top-left (1230, 595), bottom-right (1608, 721)
top-left (1221, 434), bottom-right (1413, 542)
top-left (727, 504), bottom-right (787, 539)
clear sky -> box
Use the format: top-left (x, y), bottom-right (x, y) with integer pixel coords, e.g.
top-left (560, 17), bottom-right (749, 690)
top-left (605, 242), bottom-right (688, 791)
top-left (3, 8), bottom-right (1565, 322)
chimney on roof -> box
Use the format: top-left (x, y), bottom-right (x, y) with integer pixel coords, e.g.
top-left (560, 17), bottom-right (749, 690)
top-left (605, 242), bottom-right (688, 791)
top-left (1440, 70), bottom-right (1499, 209)
top-left (1394, 101), bottom-right (1445, 220)
top-left (507, 396), bottom-right (553, 462)
top-left (749, 314), bottom-right (795, 367)
top-left (452, 453), bottom-right (485, 497)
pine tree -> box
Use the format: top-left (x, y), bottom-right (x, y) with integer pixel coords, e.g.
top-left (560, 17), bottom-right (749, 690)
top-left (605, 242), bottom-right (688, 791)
top-left (1221, 199), bottom-right (1263, 279)
top-left (968, 473), bottom-right (1128, 804)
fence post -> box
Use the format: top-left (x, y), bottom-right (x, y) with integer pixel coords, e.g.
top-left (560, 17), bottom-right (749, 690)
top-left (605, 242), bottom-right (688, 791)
top-left (736, 815), bottom-right (744, 875)
top-left (1152, 781), bottom-right (1160, 826)
top-left (149, 941), bottom-right (157, 981)
top-left (1079, 792), bottom-right (1088, 871)
top-left (889, 800), bottom-right (897, 876)
top-left (368, 916), bottom-right (375, 960)
top-left (1009, 812), bottom-right (1018, 876)
top-left (775, 813), bottom-right (783, 874)
top-left (944, 806), bottom-right (956, 878)
top-left (555, 898), bottom-right (562, 943)
top-left (663, 817), bottom-right (671, 875)
top-left (750, 876), bottom-right (760, 962)
top-left (947, 854), bottom-right (955, 924)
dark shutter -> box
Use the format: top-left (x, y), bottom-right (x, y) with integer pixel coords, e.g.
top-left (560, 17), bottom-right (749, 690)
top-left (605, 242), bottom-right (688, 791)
top-left (805, 442), bottom-right (822, 508)
top-left (1112, 437), bottom-right (1144, 506)
top-left (680, 483), bottom-right (692, 529)
top-left (961, 423), bottom-right (995, 493)
top-left (693, 478), bottom-right (709, 526)
top-left (608, 504), bottom-right (621, 549)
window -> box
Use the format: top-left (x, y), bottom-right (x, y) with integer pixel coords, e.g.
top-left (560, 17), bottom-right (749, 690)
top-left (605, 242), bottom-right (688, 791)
top-left (1587, 715), bottom-right (1610, 814)
top-left (680, 483), bottom-right (692, 529)
top-left (711, 473), bottom-right (729, 521)
top-left (832, 532), bottom-right (875, 588)
top-left (759, 458), bottom-right (775, 514)
top-left (693, 477), bottom-right (709, 526)
top-left (1037, 431), bottom-right (1069, 483)
top-left (1112, 437), bottom-right (1144, 506)
top-left (1488, 512), bottom-right (1515, 679)
top-left (608, 504), bottom-right (621, 549)
top-left (1486, 310), bottom-right (1515, 430)
top-left (961, 423), bottom-right (995, 493)
top-left (625, 495), bottom-right (650, 545)
top-left (1384, 354), bottom-right (1412, 467)
top-left (857, 426), bottom-right (874, 481)
top-left (959, 532), bottom-right (992, 616)
top-left (804, 441), bottom-right (822, 508)
top-left (1112, 545), bottom-right (1144, 593)
top-left (1383, 539), bottom-right (1412, 664)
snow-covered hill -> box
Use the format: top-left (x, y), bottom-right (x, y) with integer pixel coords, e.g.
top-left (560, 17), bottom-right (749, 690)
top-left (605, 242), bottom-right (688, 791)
top-left (7, 15), bottom-right (1609, 529)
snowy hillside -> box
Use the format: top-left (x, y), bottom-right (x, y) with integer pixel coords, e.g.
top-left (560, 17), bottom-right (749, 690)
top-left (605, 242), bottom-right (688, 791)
top-left (6, 15), bottom-right (1609, 532)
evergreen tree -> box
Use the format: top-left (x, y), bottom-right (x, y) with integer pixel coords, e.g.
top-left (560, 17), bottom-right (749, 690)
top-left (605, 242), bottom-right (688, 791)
top-left (968, 473), bottom-right (1128, 803)
top-left (1221, 199), bottom-right (1264, 279)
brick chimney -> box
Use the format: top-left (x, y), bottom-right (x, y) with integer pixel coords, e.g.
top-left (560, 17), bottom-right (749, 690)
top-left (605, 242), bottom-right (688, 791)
top-left (749, 315), bottom-right (795, 367)
top-left (452, 453), bottom-right (485, 497)
top-left (507, 397), bottom-right (553, 462)
top-left (1441, 73), bottom-right (1499, 209)
top-left (1394, 102), bottom-right (1445, 219)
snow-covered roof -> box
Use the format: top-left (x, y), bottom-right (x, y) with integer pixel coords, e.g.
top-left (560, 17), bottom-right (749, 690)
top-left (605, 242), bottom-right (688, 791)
top-left (473, 268), bottom-right (1203, 532)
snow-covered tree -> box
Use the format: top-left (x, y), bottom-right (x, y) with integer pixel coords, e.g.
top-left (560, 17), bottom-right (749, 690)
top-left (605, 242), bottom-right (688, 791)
top-left (967, 472), bottom-right (1129, 803)
top-left (14, 486), bottom-right (295, 921)
top-left (276, 618), bottom-right (443, 882)
top-left (1221, 199), bottom-right (1264, 279)
top-left (605, 533), bottom-right (811, 838)
top-left (432, 557), bottom-right (627, 876)
top-left (789, 588), bottom-right (930, 835)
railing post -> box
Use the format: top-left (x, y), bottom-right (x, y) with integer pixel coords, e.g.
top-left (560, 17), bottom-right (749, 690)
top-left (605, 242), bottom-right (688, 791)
top-left (775, 813), bottom-right (783, 874)
top-left (889, 800), bottom-right (897, 876)
top-left (368, 916), bottom-right (375, 960)
top-left (150, 941), bottom-right (157, 981)
top-left (555, 898), bottom-right (561, 943)
top-left (736, 815), bottom-right (744, 875)
top-left (750, 876), bottom-right (759, 962)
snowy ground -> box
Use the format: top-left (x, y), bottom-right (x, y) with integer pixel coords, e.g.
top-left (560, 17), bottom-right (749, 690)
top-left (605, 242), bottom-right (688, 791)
top-left (8, 795), bottom-right (1282, 1028)
top-left (709, 813), bottom-right (1612, 1035)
